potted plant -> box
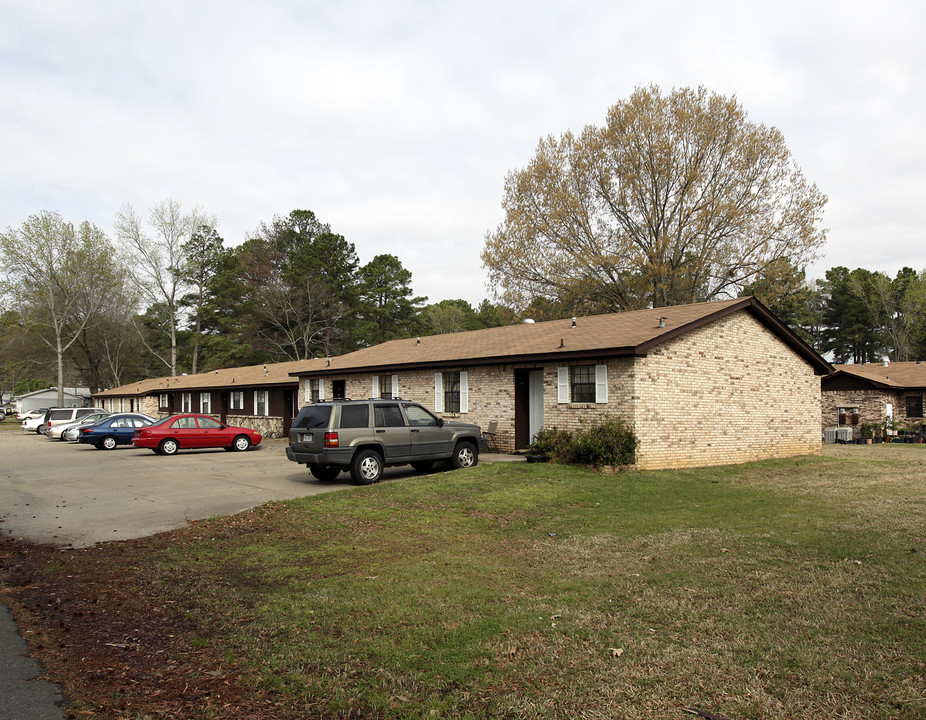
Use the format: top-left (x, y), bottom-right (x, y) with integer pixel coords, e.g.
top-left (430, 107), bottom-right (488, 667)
top-left (860, 423), bottom-right (874, 444)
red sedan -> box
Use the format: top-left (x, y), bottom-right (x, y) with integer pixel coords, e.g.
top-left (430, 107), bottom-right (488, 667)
top-left (132, 414), bottom-right (262, 455)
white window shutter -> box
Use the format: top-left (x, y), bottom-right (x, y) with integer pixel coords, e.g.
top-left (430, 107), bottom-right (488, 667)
top-left (372, 376), bottom-right (379, 398)
top-left (595, 365), bottom-right (608, 403)
top-left (595, 364), bottom-right (608, 403)
top-left (434, 372), bottom-right (443, 413)
top-left (392, 374), bottom-right (399, 399)
top-left (318, 380), bottom-right (325, 401)
top-left (460, 371), bottom-right (469, 413)
top-left (304, 380), bottom-right (311, 402)
top-left (557, 367), bottom-right (569, 404)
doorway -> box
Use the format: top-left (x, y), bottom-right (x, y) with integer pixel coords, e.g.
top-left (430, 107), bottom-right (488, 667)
top-left (514, 369), bottom-right (544, 450)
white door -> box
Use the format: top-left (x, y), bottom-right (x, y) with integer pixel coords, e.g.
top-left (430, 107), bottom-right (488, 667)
top-left (528, 370), bottom-right (544, 442)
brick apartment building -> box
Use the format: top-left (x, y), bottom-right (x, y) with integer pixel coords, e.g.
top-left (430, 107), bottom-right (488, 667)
top-left (291, 298), bottom-right (832, 470)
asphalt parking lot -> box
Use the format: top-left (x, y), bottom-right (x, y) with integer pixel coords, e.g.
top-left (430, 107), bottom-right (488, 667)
top-left (0, 430), bottom-right (447, 548)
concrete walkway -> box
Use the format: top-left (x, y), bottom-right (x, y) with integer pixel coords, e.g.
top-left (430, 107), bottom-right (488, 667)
top-left (0, 602), bottom-right (65, 720)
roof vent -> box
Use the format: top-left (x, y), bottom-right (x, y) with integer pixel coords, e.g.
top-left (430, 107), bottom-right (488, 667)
top-left (658, 317), bottom-right (666, 328)
top-left (571, 317), bottom-right (576, 329)
top-left (882, 358), bottom-right (890, 367)
top-left (522, 319), bottom-right (535, 324)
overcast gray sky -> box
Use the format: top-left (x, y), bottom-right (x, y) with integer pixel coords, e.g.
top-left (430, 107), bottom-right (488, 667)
top-left (2, 0), bottom-right (924, 306)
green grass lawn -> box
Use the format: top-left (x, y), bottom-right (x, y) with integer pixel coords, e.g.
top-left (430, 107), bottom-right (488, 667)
top-left (6, 444), bottom-right (926, 719)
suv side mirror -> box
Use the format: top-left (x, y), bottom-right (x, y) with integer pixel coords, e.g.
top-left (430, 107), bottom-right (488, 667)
top-left (437, 418), bottom-right (444, 427)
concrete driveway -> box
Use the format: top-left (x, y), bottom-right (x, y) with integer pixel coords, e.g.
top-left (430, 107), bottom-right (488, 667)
top-left (0, 431), bottom-right (455, 548)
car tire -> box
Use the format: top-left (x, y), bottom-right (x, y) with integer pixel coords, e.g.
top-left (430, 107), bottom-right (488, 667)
top-left (350, 449), bottom-right (383, 485)
top-left (310, 466), bottom-right (342, 481)
top-left (451, 441), bottom-right (478, 469)
top-left (159, 438), bottom-right (179, 456)
top-left (101, 436), bottom-right (118, 450)
top-left (36, 424), bottom-right (46, 435)
top-left (232, 435), bottom-right (251, 452)
top-left (411, 460), bottom-right (435, 472)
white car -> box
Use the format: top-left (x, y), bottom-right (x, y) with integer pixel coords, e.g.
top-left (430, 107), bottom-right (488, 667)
top-left (50, 411), bottom-right (112, 441)
top-left (17, 408), bottom-right (48, 422)
top-left (21, 415), bottom-right (47, 434)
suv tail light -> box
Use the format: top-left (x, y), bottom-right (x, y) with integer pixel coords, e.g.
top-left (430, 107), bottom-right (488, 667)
top-left (324, 431), bottom-right (339, 448)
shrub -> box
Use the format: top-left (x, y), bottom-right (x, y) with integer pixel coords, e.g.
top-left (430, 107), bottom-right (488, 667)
top-left (529, 414), bottom-right (638, 468)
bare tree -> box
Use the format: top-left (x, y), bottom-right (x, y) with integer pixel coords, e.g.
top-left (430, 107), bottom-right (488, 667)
top-left (0, 211), bottom-right (119, 406)
top-left (114, 200), bottom-right (215, 376)
top-left (483, 85), bottom-right (828, 313)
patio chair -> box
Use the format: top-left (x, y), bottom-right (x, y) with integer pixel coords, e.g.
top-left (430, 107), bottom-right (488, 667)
top-left (483, 420), bottom-right (499, 452)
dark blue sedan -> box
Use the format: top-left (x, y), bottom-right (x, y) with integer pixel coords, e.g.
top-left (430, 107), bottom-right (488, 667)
top-left (77, 413), bottom-right (156, 450)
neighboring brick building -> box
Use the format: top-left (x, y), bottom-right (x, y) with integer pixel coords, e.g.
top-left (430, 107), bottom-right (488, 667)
top-left (290, 298), bottom-right (832, 470)
top-left (93, 360), bottom-right (325, 438)
top-left (821, 362), bottom-right (926, 440)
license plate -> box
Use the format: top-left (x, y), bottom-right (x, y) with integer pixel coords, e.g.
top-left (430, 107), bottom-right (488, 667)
top-left (301, 433), bottom-right (313, 443)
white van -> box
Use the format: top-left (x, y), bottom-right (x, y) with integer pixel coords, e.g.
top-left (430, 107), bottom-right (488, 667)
top-left (40, 407), bottom-right (106, 435)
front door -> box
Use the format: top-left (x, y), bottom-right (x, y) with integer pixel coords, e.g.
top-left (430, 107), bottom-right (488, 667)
top-left (514, 369), bottom-right (545, 450)
top-left (283, 389), bottom-right (295, 436)
top-left (528, 370), bottom-right (544, 441)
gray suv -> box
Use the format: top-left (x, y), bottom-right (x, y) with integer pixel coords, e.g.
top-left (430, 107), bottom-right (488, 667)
top-left (286, 398), bottom-right (488, 485)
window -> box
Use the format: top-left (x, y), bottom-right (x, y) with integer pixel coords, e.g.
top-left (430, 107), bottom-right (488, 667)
top-left (374, 403), bottom-right (405, 427)
top-left (405, 404), bottom-right (439, 427)
top-left (434, 372), bottom-right (468, 413)
top-left (443, 373), bottom-right (461, 413)
top-left (172, 416), bottom-right (197, 429)
top-left (159, 393), bottom-right (168, 410)
top-left (254, 390), bottom-right (269, 416)
top-left (558, 365), bottom-right (608, 404)
top-left (837, 405), bottom-right (859, 426)
top-left (307, 378), bottom-right (324, 403)
top-left (373, 374), bottom-right (398, 399)
top-left (230, 391), bottom-right (244, 411)
top-left (200, 392), bottom-right (212, 414)
top-left (906, 395), bottom-right (924, 418)
top-left (340, 403), bottom-right (369, 428)
top-left (570, 366), bottom-right (596, 403)
top-left (181, 392), bottom-right (192, 413)
top-left (198, 416), bottom-right (223, 429)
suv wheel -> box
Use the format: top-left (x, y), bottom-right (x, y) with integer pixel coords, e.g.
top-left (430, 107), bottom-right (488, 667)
top-left (350, 449), bottom-right (383, 485)
top-left (451, 441), bottom-right (478, 469)
top-left (310, 466), bottom-right (342, 481)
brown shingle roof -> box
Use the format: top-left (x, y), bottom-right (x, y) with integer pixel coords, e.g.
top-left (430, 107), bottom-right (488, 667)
top-left (94, 359), bottom-right (323, 398)
top-left (828, 362), bottom-right (926, 389)
top-left (292, 297), bottom-right (832, 376)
